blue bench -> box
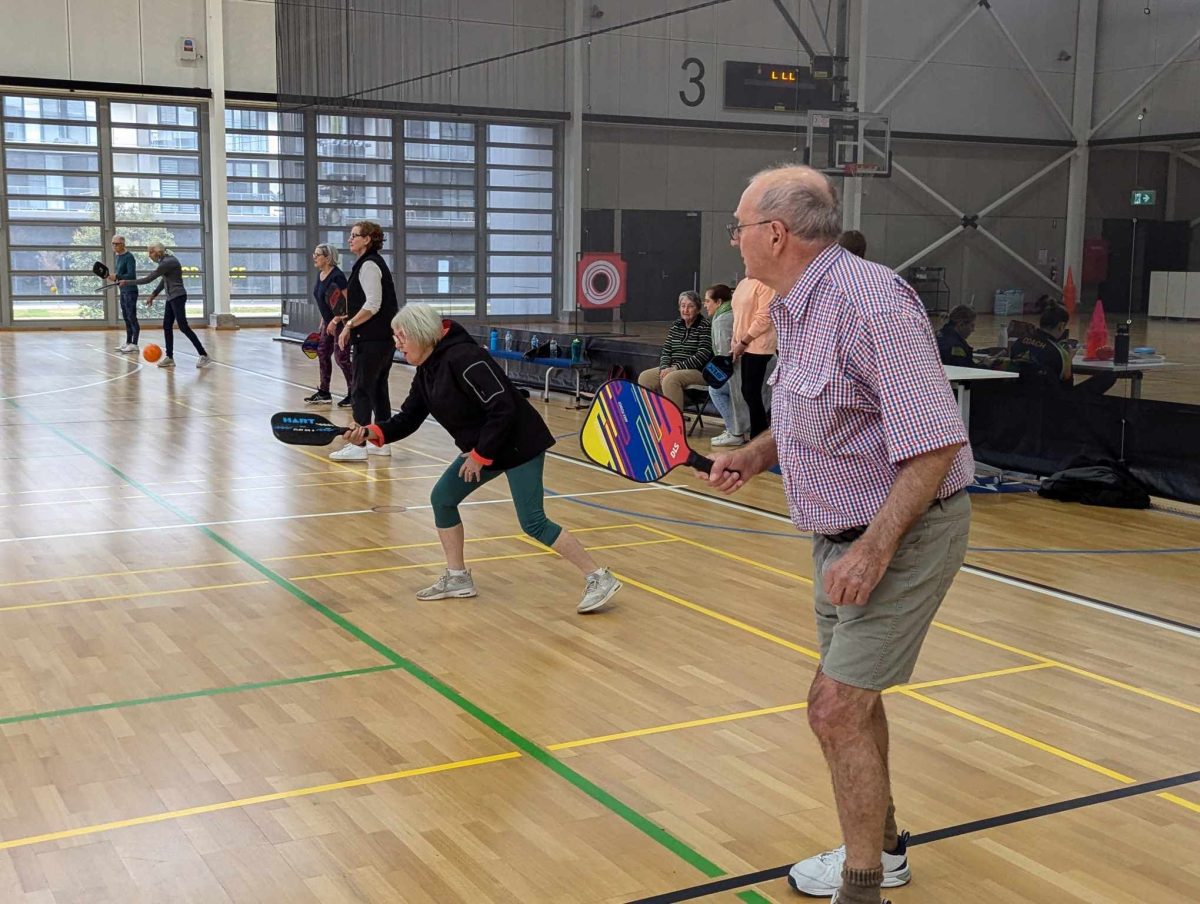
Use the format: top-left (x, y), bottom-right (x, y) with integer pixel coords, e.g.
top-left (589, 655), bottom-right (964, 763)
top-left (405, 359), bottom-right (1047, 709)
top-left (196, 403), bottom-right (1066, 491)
top-left (488, 348), bottom-right (591, 405)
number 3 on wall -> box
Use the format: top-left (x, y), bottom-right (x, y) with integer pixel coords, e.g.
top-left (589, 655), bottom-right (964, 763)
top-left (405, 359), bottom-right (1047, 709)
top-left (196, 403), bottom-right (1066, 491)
top-left (680, 57), bottom-right (705, 108)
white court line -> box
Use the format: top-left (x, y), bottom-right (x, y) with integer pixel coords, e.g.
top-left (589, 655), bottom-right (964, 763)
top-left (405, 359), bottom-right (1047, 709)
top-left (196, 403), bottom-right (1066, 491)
top-left (545, 450), bottom-right (1200, 640)
top-left (0, 358), bottom-right (142, 402)
top-left (0, 484), bottom-right (672, 545)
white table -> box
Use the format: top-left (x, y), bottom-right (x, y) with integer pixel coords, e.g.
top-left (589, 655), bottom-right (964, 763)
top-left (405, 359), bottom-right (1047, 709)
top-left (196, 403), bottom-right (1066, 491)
top-left (944, 365), bottom-right (1017, 427)
top-left (1071, 356), bottom-right (1170, 399)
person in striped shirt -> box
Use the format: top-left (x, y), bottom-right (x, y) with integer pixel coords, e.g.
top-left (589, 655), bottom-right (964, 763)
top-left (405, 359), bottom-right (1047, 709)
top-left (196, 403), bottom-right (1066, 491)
top-left (637, 290), bottom-right (712, 411)
top-left (706, 164), bottom-right (973, 904)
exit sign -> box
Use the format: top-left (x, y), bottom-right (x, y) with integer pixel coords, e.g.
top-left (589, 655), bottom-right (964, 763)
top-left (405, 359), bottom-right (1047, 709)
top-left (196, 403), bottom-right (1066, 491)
top-left (1131, 190), bottom-right (1156, 206)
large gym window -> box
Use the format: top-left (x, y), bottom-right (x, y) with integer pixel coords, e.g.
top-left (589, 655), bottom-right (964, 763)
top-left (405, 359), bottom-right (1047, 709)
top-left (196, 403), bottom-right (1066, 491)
top-left (111, 102), bottom-right (205, 321)
top-left (403, 120), bottom-right (477, 317)
top-left (226, 107), bottom-right (307, 318)
top-left (3, 96), bottom-right (103, 322)
top-left (484, 123), bottom-right (556, 317)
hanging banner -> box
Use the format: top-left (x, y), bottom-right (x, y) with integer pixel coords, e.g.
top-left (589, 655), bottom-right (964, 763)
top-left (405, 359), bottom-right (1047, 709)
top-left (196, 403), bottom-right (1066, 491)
top-left (577, 253), bottom-right (626, 309)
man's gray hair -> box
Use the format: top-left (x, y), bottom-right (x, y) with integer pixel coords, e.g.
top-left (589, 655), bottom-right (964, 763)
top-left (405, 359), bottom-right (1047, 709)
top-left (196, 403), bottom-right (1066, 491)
top-left (752, 164), bottom-right (842, 241)
top-left (391, 303), bottom-right (444, 348)
top-left (314, 243), bottom-right (338, 265)
top-left (147, 241), bottom-right (166, 254)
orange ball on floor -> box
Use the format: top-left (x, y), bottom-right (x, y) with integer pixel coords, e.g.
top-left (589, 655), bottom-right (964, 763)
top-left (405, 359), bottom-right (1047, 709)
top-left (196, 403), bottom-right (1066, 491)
top-left (143, 344), bottom-right (162, 363)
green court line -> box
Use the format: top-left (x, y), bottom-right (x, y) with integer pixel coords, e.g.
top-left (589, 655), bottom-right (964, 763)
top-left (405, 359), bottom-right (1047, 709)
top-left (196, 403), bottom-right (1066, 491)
top-left (0, 664), bottom-right (400, 727)
top-left (9, 399), bottom-right (767, 896)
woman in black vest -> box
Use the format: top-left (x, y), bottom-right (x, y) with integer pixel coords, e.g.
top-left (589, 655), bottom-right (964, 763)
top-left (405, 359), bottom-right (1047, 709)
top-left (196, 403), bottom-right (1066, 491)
top-left (333, 221), bottom-right (400, 461)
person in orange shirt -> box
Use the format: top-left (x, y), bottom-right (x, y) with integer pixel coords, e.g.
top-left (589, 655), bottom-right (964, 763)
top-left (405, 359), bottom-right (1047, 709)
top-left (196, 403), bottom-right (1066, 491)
top-left (730, 276), bottom-right (777, 437)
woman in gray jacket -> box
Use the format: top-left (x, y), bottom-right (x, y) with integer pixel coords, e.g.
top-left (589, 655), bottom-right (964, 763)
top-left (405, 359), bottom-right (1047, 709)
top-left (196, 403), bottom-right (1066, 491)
top-left (702, 284), bottom-right (748, 447)
top-left (121, 241), bottom-right (209, 368)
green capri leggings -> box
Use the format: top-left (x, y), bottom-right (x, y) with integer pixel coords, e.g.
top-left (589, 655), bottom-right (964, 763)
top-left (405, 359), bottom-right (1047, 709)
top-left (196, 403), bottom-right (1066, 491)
top-left (430, 452), bottom-right (562, 547)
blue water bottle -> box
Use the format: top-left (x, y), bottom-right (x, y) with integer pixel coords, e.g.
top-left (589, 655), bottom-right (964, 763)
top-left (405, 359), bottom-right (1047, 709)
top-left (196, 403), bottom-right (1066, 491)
top-left (488, 328), bottom-right (498, 352)
top-left (570, 337), bottom-right (582, 363)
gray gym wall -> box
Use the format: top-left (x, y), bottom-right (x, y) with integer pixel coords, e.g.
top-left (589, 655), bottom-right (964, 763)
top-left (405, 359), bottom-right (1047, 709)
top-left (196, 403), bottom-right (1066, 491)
top-left (1, 0), bottom-right (1197, 316)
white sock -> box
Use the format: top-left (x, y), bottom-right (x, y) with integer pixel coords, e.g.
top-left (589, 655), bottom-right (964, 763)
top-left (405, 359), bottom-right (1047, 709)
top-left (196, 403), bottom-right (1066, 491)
top-left (448, 568), bottom-right (469, 577)
top-left (588, 567), bottom-right (607, 578)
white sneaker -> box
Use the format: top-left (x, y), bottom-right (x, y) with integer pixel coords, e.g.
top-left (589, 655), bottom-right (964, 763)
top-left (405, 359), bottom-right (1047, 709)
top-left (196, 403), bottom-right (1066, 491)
top-left (578, 567), bottom-right (621, 613)
top-left (416, 570), bottom-right (477, 600)
top-left (157, 356), bottom-right (175, 368)
top-left (787, 833), bottom-right (911, 897)
top-left (124, 344), bottom-right (138, 354)
top-left (196, 355), bottom-right (212, 368)
top-left (115, 342), bottom-right (129, 351)
top-left (329, 443), bottom-right (367, 461)
top-left (711, 431), bottom-right (746, 448)
top-left (366, 443), bottom-right (391, 456)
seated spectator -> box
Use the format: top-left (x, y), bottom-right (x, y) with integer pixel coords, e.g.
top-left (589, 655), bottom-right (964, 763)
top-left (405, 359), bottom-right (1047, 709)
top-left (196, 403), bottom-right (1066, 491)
top-left (837, 229), bottom-right (867, 258)
top-left (638, 291), bottom-right (712, 411)
top-left (936, 305), bottom-right (978, 366)
top-left (1007, 303), bottom-right (1073, 383)
top-left (701, 283), bottom-right (748, 447)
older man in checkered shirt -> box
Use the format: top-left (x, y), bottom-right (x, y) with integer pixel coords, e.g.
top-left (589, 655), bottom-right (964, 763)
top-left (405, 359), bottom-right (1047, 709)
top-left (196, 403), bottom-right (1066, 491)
top-left (706, 165), bottom-right (973, 904)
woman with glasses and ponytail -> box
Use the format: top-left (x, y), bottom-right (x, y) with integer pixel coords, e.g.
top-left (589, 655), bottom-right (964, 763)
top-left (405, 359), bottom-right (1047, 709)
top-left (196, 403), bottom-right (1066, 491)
top-left (331, 221), bottom-right (400, 461)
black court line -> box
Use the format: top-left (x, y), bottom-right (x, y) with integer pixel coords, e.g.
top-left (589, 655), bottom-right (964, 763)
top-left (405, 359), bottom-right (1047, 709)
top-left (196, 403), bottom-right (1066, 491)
top-left (625, 770), bottom-right (1200, 904)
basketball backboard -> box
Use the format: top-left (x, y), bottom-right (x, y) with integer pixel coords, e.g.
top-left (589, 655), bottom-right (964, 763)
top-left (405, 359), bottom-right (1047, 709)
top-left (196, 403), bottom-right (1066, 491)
top-left (805, 111), bottom-right (891, 178)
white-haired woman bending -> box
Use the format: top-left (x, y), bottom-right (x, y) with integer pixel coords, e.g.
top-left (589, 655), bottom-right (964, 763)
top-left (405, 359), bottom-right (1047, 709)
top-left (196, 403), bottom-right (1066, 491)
top-left (120, 241), bottom-right (209, 368)
top-left (342, 303), bottom-right (622, 614)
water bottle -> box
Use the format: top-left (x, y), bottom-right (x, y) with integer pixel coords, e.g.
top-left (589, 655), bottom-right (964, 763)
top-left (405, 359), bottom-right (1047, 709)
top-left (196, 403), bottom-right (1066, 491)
top-left (570, 337), bottom-right (582, 363)
top-left (548, 338), bottom-right (559, 358)
top-left (1114, 322), bottom-right (1130, 365)
top-left (997, 322), bottom-right (1009, 349)
top-left (504, 330), bottom-right (513, 352)
top-left (488, 328), bottom-right (498, 352)
top-left (530, 334), bottom-right (540, 351)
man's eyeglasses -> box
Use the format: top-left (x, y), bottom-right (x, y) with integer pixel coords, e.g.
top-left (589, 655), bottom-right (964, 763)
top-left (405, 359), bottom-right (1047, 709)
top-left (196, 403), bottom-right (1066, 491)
top-left (726, 220), bottom-right (775, 241)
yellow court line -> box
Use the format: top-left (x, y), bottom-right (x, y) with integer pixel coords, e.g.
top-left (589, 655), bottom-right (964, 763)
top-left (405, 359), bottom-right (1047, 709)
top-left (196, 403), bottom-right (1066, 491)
top-left (614, 568), bottom-right (1199, 817)
top-left (900, 689), bottom-right (1137, 784)
top-left (613, 571), bottom-right (822, 662)
top-left (0, 527), bottom-right (638, 589)
top-left (636, 524), bottom-right (813, 584)
top-left (0, 662), bottom-right (1068, 853)
top-left (0, 752), bottom-right (522, 853)
top-left (0, 580), bottom-right (270, 614)
top-left (1158, 792), bottom-right (1200, 814)
top-left (932, 621), bottom-right (1200, 716)
top-left (550, 662), bottom-right (1060, 751)
top-left (630, 520), bottom-right (1200, 718)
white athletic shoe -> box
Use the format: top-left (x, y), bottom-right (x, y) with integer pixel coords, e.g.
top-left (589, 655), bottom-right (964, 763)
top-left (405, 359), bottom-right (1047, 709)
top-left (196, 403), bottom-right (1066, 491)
top-left (578, 567), bottom-right (621, 613)
top-left (157, 356), bottom-right (176, 368)
top-left (329, 443), bottom-right (368, 461)
top-left (366, 443), bottom-right (391, 457)
top-left (416, 570), bottom-right (477, 600)
top-left (711, 431), bottom-right (747, 448)
top-left (115, 342), bottom-right (129, 351)
top-left (196, 355), bottom-right (212, 368)
top-left (787, 833), bottom-right (911, 897)
top-left (124, 344), bottom-right (138, 354)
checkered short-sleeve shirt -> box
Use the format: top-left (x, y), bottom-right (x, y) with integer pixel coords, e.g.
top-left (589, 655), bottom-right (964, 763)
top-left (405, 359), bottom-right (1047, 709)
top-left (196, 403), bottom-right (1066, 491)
top-left (770, 245), bottom-right (974, 533)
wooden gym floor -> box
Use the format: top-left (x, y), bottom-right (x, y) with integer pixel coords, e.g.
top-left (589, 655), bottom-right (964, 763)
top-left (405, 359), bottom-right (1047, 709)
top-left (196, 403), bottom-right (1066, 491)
top-left (0, 329), bottom-right (1196, 903)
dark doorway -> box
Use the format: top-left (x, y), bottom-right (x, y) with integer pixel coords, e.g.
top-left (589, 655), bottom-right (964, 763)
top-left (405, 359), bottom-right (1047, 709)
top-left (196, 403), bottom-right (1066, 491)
top-left (1099, 219), bottom-right (1191, 314)
top-left (620, 210), bottom-right (702, 322)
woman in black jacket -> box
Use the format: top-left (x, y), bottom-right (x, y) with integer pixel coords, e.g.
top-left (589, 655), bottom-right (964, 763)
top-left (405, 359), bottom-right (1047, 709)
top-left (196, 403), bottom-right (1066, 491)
top-left (343, 304), bottom-right (622, 614)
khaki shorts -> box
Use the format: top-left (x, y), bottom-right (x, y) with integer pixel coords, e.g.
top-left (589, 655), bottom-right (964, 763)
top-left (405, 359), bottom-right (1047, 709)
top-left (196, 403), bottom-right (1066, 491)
top-left (812, 491), bottom-right (970, 691)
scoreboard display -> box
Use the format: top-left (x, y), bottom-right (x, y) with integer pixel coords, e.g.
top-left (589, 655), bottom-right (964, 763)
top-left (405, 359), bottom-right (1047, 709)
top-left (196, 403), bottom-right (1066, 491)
top-left (722, 60), bottom-right (835, 113)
